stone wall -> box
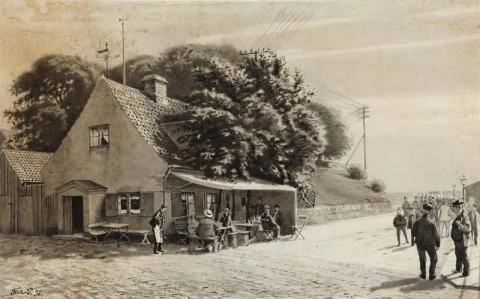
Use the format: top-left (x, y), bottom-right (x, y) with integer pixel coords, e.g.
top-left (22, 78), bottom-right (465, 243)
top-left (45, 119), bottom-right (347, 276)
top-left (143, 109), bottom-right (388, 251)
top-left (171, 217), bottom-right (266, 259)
top-left (298, 202), bottom-right (393, 225)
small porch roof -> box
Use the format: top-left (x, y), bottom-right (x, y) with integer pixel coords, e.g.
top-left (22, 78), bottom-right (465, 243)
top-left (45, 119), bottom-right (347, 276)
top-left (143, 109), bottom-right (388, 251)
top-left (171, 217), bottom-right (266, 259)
top-left (170, 170), bottom-right (296, 192)
top-left (55, 180), bottom-right (108, 194)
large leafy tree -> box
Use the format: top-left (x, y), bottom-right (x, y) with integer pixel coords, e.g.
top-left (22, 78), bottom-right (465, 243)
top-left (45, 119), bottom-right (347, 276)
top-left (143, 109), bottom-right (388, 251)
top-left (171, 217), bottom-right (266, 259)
top-left (307, 102), bottom-right (351, 160)
top-left (110, 44), bottom-right (240, 101)
top-left (178, 53), bottom-right (324, 190)
top-left (5, 55), bottom-right (102, 152)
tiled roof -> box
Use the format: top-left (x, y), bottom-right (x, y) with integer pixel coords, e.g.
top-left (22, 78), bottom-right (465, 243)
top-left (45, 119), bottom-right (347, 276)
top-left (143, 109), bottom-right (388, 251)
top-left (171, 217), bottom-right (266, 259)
top-left (104, 78), bottom-right (193, 163)
top-left (3, 149), bottom-right (53, 183)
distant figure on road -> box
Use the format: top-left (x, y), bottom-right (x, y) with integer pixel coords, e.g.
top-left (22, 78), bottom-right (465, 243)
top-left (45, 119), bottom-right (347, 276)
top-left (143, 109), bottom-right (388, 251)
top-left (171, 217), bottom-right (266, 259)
top-left (467, 204), bottom-right (479, 246)
top-left (402, 197), bottom-right (411, 214)
top-left (411, 203), bottom-right (440, 280)
top-left (412, 197), bottom-right (419, 210)
top-left (450, 200), bottom-right (471, 277)
top-left (393, 208), bottom-right (409, 246)
top-left (437, 199), bottom-right (453, 238)
top-left (407, 207), bottom-right (416, 229)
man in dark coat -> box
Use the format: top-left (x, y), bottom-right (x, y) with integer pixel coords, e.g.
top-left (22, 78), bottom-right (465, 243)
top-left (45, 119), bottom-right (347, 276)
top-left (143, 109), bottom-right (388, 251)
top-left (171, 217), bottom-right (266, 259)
top-left (195, 209), bottom-right (219, 252)
top-left (149, 204), bottom-right (167, 254)
top-left (468, 203), bottom-right (479, 246)
top-left (273, 204), bottom-right (283, 238)
top-left (393, 208), bottom-right (409, 246)
top-left (411, 203), bottom-right (441, 280)
top-left (451, 200), bottom-right (471, 277)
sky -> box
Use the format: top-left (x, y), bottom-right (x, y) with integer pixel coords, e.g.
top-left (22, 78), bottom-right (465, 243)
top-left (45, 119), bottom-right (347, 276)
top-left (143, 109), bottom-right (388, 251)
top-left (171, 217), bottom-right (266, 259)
top-left (1, 0), bottom-right (480, 193)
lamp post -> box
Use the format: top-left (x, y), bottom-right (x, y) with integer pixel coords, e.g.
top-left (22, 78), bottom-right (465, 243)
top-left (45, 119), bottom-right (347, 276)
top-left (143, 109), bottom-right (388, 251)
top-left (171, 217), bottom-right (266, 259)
top-left (460, 175), bottom-right (467, 202)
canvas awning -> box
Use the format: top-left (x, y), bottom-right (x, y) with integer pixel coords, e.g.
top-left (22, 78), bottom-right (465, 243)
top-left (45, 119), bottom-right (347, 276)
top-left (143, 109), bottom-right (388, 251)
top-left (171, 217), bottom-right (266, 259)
top-left (170, 170), bottom-right (295, 192)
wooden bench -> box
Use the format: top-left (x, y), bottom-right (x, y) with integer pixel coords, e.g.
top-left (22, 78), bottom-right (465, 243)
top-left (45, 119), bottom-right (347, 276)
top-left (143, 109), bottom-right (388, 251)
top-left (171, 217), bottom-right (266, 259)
top-left (188, 235), bottom-right (218, 253)
top-left (87, 222), bottom-right (107, 244)
top-left (173, 216), bottom-right (189, 246)
top-left (128, 229), bottom-right (152, 245)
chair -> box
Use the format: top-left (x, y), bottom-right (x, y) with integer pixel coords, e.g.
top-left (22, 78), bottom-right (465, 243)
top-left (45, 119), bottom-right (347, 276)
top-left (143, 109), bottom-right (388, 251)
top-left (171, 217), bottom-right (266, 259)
top-left (261, 219), bottom-right (277, 242)
top-left (173, 216), bottom-right (189, 246)
top-left (291, 216), bottom-right (308, 240)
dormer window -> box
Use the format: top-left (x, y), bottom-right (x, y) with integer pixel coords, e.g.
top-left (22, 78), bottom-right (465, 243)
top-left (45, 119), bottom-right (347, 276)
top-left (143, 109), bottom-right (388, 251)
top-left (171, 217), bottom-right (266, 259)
top-left (90, 124), bottom-right (109, 147)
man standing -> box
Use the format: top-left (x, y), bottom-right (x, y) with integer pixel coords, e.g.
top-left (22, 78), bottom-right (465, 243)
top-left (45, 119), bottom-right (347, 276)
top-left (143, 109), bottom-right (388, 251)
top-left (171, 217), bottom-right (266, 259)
top-left (411, 203), bottom-right (440, 280)
top-left (451, 200), bottom-right (471, 277)
top-left (149, 204), bottom-right (167, 254)
top-left (273, 204), bottom-right (284, 238)
top-left (393, 208), bottom-right (409, 246)
top-left (437, 199), bottom-right (453, 238)
top-left (468, 203), bottom-right (479, 246)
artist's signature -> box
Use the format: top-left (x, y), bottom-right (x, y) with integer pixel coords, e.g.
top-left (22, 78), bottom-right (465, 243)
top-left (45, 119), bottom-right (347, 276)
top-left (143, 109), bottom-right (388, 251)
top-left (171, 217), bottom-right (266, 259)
top-left (9, 287), bottom-right (43, 297)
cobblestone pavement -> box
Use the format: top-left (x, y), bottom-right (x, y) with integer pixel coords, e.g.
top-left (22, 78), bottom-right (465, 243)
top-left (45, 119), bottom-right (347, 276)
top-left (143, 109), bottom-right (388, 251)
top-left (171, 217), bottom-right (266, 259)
top-left (1, 213), bottom-right (479, 299)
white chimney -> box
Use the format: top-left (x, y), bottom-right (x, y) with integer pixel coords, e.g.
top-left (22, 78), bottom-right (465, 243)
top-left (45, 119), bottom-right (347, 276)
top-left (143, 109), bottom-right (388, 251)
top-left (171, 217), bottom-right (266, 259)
top-left (142, 74), bottom-right (167, 98)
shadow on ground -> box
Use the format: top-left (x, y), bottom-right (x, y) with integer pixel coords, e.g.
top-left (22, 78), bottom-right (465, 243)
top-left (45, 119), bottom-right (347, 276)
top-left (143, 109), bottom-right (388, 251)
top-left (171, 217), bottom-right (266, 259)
top-left (370, 277), bottom-right (448, 294)
top-left (0, 234), bottom-right (192, 261)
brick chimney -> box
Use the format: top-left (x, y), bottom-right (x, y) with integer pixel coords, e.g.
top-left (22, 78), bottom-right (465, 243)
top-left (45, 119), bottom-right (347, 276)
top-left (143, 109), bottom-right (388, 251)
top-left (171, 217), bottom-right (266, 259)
top-left (142, 74), bottom-right (168, 98)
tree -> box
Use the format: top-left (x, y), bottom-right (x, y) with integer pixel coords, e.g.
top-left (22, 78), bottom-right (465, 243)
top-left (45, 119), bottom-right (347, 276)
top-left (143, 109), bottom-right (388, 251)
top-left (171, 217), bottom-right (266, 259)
top-left (5, 55), bottom-right (102, 152)
top-left (177, 53), bottom-right (324, 190)
top-left (110, 44), bottom-right (240, 101)
top-left (307, 102), bottom-right (351, 160)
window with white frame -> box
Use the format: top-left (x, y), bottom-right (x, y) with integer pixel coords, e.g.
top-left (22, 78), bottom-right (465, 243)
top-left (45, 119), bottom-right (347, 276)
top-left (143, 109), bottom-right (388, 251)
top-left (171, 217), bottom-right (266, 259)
top-left (90, 124), bottom-right (109, 147)
top-left (203, 193), bottom-right (217, 213)
top-left (118, 193), bottom-right (141, 216)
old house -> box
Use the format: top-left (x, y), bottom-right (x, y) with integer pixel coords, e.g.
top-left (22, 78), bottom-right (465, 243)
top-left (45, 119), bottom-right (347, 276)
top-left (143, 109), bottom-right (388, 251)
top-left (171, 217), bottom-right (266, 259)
top-left (39, 74), bottom-right (297, 236)
top-left (0, 149), bottom-right (52, 235)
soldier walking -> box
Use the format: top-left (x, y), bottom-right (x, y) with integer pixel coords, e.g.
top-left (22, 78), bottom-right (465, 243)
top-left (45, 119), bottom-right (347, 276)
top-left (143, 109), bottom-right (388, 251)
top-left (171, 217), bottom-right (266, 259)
top-left (411, 203), bottom-right (440, 280)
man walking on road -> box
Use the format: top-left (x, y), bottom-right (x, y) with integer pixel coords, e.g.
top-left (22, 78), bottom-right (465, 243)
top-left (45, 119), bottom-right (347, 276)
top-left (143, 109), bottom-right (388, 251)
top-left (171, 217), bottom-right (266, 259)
top-left (437, 199), bottom-right (453, 238)
top-left (467, 203), bottom-right (479, 246)
top-left (393, 208), bottom-right (409, 246)
top-left (411, 203), bottom-right (440, 280)
top-left (450, 200), bottom-right (471, 277)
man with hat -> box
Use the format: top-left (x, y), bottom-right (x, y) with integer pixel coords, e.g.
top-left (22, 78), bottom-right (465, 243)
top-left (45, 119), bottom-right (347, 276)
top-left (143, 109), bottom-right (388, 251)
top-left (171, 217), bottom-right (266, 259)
top-left (450, 199), bottom-right (471, 277)
top-left (260, 205), bottom-right (279, 240)
top-left (195, 209), bottom-right (219, 252)
top-left (411, 203), bottom-right (440, 280)
top-left (149, 204), bottom-right (167, 254)
top-left (468, 203), bottom-right (479, 246)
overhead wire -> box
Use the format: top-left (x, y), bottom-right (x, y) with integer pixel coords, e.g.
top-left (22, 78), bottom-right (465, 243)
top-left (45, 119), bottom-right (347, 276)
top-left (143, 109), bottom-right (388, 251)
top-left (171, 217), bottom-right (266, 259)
top-left (267, 4), bottom-right (313, 50)
top-left (248, 2), bottom-right (293, 50)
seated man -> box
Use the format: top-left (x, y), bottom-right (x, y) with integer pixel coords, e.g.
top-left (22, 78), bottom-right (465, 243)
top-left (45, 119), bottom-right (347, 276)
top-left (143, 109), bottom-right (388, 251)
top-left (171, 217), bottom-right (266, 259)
top-left (260, 205), bottom-right (279, 240)
top-left (195, 209), bottom-right (219, 252)
top-left (219, 208), bottom-right (234, 231)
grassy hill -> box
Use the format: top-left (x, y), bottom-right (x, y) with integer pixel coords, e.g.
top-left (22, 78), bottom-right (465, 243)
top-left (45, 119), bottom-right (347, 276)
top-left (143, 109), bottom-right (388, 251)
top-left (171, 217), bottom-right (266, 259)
top-left (307, 161), bottom-right (389, 207)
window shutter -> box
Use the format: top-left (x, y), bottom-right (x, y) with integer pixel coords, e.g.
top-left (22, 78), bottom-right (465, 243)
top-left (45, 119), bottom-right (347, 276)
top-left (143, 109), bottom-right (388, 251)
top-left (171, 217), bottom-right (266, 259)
top-left (140, 193), bottom-right (154, 216)
top-left (105, 194), bottom-right (118, 217)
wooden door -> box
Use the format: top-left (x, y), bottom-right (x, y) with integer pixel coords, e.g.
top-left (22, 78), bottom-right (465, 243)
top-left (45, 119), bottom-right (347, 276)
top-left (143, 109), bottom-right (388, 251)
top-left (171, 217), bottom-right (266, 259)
top-left (63, 196), bottom-right (72, 235)
top-left (0, 196), bottom-right (12, 233)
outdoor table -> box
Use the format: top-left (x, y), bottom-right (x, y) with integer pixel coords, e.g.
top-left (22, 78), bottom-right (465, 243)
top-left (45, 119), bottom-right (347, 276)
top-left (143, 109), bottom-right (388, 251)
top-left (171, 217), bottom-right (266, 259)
top-left (102, 223), bottom-right (130, 247)
top-left (217, 226), bottom-right (233, 249)
top-left (234, 223), bottom-right (260, 243)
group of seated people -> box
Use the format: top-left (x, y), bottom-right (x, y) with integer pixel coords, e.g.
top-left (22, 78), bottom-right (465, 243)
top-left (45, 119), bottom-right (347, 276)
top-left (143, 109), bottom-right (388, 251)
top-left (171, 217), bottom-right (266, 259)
top-left (187, 204), bottom-right (282, 252)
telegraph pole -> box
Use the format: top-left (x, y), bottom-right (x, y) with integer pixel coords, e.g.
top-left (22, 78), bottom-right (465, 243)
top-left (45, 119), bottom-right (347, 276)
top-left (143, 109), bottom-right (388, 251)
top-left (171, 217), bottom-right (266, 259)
top-left (361, 107), bottom-right (370, 170)
top-left (96, 42), bottom-right (119, 79)
top-left (119, 18), bottom-right (127, 85)
top-left (239, 48), bottom-right (271, 61)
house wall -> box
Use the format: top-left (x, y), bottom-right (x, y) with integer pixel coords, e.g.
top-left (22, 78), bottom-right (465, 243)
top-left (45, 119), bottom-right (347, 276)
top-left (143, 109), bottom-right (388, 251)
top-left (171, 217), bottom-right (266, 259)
top-left (41, 79), bottom-right (169, 198)
top-left (465, 182), bottom-right (480, 207)
top-left (89, 193), bottom-right (106, 224)
top-left (0, 152), bottom-right (21, 234)
top-left (106, 192), bottom-right (164, 231)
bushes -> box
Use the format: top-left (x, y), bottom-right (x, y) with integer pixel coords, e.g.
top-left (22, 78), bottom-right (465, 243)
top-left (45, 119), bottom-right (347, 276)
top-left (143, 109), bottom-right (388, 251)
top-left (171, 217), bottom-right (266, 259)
top-left (346, 164), bottom-right (367, 180)
top-left (370, 178), bottom-right (386, 193)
